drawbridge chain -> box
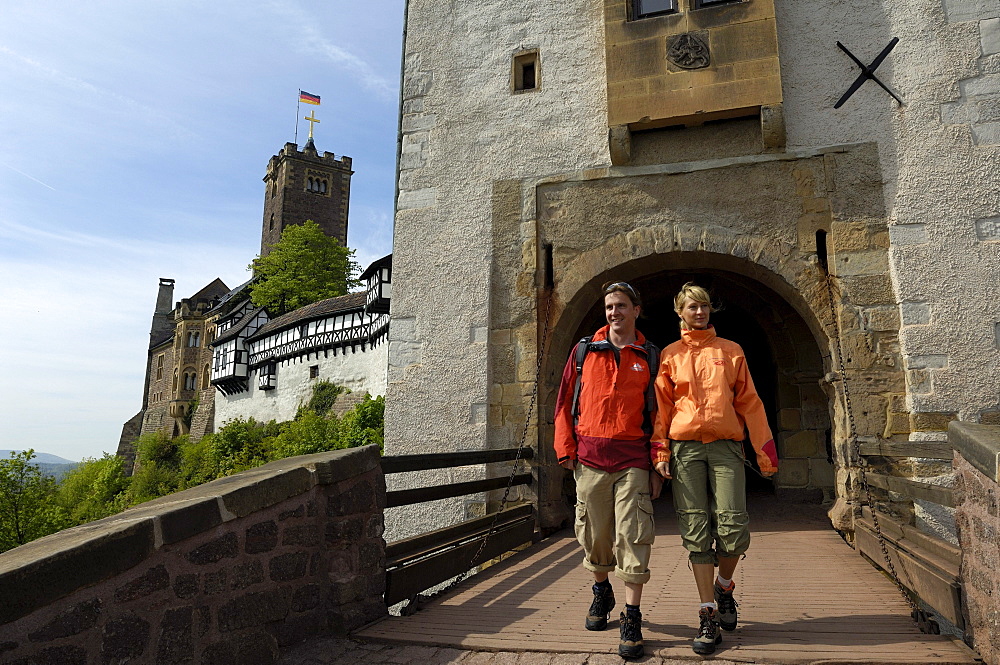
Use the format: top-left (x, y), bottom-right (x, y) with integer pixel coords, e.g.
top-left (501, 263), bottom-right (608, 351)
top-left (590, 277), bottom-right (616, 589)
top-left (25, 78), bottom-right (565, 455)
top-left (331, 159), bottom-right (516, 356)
top-left (823, 273), bottom-right (939, 635)
top-left (401, 294), bottom-right (553, 615)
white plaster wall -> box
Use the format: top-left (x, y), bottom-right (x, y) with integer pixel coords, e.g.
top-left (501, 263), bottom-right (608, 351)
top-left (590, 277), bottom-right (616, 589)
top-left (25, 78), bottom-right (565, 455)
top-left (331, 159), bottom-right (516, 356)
top-left (385, 0), bottom-right (611, 538)
top-left (213, 342), bottom-right (388, 428)
top-left (387, 0), bottom-right (1000, 541)
top-left (776, 0), bottom-right (1000, 422)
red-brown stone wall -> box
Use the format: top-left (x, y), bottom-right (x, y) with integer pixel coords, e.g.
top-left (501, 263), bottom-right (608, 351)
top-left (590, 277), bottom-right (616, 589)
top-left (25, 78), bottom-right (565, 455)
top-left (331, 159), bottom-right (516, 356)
top-left (0, 446), bottom-right (387, 665)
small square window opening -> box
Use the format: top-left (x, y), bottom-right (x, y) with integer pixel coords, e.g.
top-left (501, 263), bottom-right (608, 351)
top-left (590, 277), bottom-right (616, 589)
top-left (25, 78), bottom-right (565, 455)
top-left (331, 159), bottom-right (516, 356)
top-left (309, 365), bottom-right (320, 379)
top-left (633, 0), bottom-right (677, 19)
top-left (692, 0), bottom-right (742, 8)
top-left (512, 51), bottom-right (540, 93)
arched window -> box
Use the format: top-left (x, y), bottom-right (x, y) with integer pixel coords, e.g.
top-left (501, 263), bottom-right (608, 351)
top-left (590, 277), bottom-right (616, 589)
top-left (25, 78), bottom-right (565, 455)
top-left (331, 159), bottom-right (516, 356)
top-left (202, 364), bottom-right (210, 389)
top-left (172, 368), bottom-right (179, 392)
top-left (320, 180), bottom-right (327, 194)
top-left (308, 177), bottom-right (314, 191)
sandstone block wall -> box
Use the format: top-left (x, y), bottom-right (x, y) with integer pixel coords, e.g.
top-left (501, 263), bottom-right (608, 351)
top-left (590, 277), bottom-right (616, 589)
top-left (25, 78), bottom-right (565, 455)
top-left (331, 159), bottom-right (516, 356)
top-left (951, 422), bottom-right (1000, 665)
top-left (0, 446), bottom-right (387, 665)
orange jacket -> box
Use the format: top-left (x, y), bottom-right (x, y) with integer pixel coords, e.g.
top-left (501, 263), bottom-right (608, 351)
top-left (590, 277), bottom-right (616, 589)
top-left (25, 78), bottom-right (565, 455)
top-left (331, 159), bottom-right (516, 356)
top-left (553, 326), bottom-right (654, 472)
top-left (651, 326), bottom-right (778, 475)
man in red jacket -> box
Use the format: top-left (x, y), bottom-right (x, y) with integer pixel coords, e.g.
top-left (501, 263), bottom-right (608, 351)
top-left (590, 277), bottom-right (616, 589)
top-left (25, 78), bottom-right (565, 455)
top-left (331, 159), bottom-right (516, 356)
top-left (553, 281), bottom-right (663, 660)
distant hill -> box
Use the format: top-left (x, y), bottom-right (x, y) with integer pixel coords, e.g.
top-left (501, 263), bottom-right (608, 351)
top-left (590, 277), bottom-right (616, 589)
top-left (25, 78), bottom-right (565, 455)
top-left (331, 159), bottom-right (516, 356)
top-left (0, 450), bottom-right (80, 480)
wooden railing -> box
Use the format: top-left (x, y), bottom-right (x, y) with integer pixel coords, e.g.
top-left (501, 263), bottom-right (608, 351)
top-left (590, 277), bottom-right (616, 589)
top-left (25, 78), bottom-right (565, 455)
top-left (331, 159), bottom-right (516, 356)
top-left (380, 448), bottom-right (535, 606)
top-left (856, 440), bottom-right (961, 628)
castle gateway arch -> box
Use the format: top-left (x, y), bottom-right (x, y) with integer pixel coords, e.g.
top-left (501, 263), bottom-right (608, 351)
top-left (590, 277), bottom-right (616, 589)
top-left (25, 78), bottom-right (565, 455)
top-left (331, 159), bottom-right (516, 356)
top-left (482, 144), bottom-right (905, 532)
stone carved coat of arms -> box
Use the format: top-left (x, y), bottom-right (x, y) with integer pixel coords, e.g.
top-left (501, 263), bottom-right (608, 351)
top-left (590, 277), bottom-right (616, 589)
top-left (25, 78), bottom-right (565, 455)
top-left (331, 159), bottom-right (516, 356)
top-left (667, 33), bottom-right (711, 70)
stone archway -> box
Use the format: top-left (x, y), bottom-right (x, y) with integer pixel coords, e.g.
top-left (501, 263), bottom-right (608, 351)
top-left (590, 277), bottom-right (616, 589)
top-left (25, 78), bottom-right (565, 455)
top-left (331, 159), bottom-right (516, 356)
top-left (536, 246), bottom-right (835, 526)
top-left (486, 145), bottom-right (906, 533)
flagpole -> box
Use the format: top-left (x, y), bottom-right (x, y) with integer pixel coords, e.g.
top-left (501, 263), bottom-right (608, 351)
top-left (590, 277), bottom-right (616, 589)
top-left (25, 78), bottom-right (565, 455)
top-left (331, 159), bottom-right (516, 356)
top-left (295, 89), bottom-right (301, 144)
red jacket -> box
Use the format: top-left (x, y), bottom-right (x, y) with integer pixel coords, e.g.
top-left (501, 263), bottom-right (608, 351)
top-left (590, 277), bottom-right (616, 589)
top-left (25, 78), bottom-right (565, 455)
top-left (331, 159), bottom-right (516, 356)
top-left (553, 326), bottom-right (654, 473)
top-left (651, 326), bottom-right (778, 475)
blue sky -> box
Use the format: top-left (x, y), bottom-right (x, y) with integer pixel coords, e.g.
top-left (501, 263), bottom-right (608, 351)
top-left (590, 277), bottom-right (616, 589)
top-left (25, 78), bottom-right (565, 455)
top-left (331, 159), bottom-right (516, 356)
top-left (0, 1), bottom-right (404, 461)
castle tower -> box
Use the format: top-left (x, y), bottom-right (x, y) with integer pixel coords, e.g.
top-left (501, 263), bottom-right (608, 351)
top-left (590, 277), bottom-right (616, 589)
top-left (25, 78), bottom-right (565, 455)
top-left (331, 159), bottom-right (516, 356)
top-left (260, 139), bottom-right (353, 255)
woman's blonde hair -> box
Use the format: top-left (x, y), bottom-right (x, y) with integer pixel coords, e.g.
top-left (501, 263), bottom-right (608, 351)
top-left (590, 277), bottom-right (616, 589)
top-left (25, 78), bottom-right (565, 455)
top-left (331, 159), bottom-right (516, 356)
top-left (673, 282), bottom-right (713, 314)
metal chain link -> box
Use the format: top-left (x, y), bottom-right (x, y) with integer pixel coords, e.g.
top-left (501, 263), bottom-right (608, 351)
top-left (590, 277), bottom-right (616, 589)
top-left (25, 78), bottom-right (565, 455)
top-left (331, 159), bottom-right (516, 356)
top-left (401, 295), bottom-right (553, 614)
top-left (823, 273), bottom-right (935, 630)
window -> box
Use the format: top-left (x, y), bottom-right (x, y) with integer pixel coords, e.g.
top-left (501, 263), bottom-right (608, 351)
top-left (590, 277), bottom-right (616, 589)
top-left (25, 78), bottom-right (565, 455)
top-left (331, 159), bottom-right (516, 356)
top-left (202, 364), bottom-right (211, 389)
top-left (184, 372), bottom-right (197, 391)
top-left (633, 0), bottom-right (677, 18)
top-left (187, 331), bottom-right (201, 347)
top-left (692, 0), bottom-right (741, 8)
top-left (156, 354), bottom-right (164, 380)
top-left (172, 368), bottom-right (179, 392)
top-left (269, 214), bottom-right (275, 231)
top-left (309, 365), bottom-right (320, 379)
top-left (512, 50), bottom-right (540, 93)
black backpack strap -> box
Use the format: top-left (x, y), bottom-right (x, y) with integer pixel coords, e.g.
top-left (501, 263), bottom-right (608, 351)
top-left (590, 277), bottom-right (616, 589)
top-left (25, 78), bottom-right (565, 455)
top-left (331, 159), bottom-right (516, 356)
top-left (571, 336), bottom-right (592, 423)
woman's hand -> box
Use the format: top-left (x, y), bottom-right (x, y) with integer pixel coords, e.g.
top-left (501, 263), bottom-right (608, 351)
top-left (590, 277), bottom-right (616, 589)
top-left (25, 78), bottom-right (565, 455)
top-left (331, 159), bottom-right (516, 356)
top-left (654, 461), bottom-right (671, 479)
top-left (559, 458), bottom-right (577, 471)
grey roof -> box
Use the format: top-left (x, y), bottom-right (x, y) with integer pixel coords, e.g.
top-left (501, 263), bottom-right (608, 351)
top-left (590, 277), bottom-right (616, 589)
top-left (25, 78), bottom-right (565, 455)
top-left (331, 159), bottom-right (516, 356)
top-left (213, 306), bottom-right (267, 345)
top-left (248, 291), bottom-right (367, 341)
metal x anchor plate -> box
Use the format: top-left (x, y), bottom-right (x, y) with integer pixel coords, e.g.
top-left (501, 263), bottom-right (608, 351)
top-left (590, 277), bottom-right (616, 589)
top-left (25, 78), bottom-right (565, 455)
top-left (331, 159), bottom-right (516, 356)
top-left (835, 37), bottom-right (903, 108)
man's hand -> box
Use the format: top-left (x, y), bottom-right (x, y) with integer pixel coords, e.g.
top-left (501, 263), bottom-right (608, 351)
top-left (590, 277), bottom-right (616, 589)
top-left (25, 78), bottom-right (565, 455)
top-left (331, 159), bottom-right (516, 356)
top-left (654, 461), bottom-right (671, 479)
top-left (559, 459), bottom-right (577, 471)
top-left (650, 470), bottom-right (664, 500)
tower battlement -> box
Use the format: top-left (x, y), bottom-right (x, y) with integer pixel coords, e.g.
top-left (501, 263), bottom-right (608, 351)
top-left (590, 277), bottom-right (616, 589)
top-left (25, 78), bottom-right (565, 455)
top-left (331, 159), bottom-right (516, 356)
top-left (260, 141), bottom-right (353, 255)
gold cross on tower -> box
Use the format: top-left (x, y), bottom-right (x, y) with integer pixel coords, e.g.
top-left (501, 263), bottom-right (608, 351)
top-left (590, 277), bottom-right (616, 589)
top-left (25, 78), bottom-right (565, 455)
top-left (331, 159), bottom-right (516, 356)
top-left (304, 111), bottom-right (321, 139)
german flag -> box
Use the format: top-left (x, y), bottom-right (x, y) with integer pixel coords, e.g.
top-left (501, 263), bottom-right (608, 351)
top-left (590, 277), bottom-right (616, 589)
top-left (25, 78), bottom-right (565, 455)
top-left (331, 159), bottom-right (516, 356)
top-left (299, 91), bottom-right (320, 105)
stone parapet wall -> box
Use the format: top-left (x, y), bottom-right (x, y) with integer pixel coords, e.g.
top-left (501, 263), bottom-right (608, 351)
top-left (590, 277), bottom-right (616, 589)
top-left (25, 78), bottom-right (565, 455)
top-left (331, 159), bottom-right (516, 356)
top-left (0, 446), bottom-right (387, 665)
top-left (951, 422), bottom-right (1000, 665)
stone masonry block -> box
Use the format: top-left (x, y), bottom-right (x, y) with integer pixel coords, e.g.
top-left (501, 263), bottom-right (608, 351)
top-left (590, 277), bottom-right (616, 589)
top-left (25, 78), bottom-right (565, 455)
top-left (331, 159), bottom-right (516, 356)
top-left (945, 0), bottom-right (1000, 23)
top-left (101, 613), bottom-right (150, 663)
top-left (778, 408), bottom-right (801, 430)
top-left (833, 250), bottom-right (889, 276)
top-left (27, 598), bottom-right (101, 642)
top-left (983, 18), bottom-right (1000, 54)
top-left (842, 274), bottom-right (894, 306)
top-left (158, 498), bottom-right (223, 545)
top-left (911, 411), bottom-right (957, 432)
top-left (889, 223), bottom-right (929, 246)
top-left (269, 552), bottom-right (309, 582)
top-left (157, 607), bottom-right (193, 665)
top-left (174, 574), bottom-right (199, 599)
top-left (245, 521), bottom-right (279, 554)
top-left (282, 524), bottom-right (320, 547)
top-left (326, 479), bottom-right (375, 518)
top-left (204, 570), bottom-right (227, 595)
top-left (231, 559), bottom-right (264, 590)
top-left (907, 354), bottom-right (949, 370)
top-left (862, 306), bottom-right (901, 332)
top-left (973, 121), bottom-right (1000, 145)
top-left (12, 645), bottom-right (89, 665)
top-left (901, 301), bottom-right (932, 325)
top-left (186, 533), bottom-right (238, 565)
top-left (976, 216), bottom-right (1000, 240)
top-left (217, 589), bottom-right (291, 633)
top-left (782, 431), bottom-right (820, 458)
top-left (115, 564), bottom-right (170, 603)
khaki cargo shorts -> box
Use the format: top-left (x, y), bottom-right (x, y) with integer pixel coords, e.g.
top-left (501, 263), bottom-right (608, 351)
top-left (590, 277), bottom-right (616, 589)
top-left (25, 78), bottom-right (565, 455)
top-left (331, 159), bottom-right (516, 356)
top-left (574, 464), bottom-right (654, 585)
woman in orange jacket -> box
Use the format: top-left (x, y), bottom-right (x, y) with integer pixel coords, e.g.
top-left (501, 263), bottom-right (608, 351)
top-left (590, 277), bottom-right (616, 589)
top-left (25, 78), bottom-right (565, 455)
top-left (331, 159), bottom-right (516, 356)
top-left (651, 282), bottom-right (778, 655)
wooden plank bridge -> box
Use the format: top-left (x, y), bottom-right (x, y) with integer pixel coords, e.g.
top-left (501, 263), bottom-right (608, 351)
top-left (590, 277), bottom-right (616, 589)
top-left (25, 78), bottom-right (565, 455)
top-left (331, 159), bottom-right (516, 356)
top-left (340, 494), bottom-right (976, 664)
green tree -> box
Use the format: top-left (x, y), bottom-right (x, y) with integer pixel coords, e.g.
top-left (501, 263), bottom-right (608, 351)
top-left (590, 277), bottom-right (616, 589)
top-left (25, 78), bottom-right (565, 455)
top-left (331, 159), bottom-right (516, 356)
top-left (249, 220), bottom-right (360, 316)
top-left (338, 395), bottom-right (385, 451)
top-left (55, 454), bottom-right (129, 524)
top-left (0, 450), bottom-right (64, 552)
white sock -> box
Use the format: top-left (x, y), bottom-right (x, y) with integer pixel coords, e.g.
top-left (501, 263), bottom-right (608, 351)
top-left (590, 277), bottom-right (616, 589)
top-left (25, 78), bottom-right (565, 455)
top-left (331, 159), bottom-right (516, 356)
top-left (716, 575), bottom-right (732, 588)
top-left (701, 602), bottom-right (717, 611)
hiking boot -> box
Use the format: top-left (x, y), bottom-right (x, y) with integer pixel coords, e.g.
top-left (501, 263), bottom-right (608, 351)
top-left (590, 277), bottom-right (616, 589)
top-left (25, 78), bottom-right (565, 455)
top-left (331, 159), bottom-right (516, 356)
top-left (618, 610), bottom-right (644, 659)
top-left (714, 580), bottom-right (739, 631)
top-left (584, 584), bottom-right (615, 631)
top-left (692, 607), bottom-right (722, 655)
